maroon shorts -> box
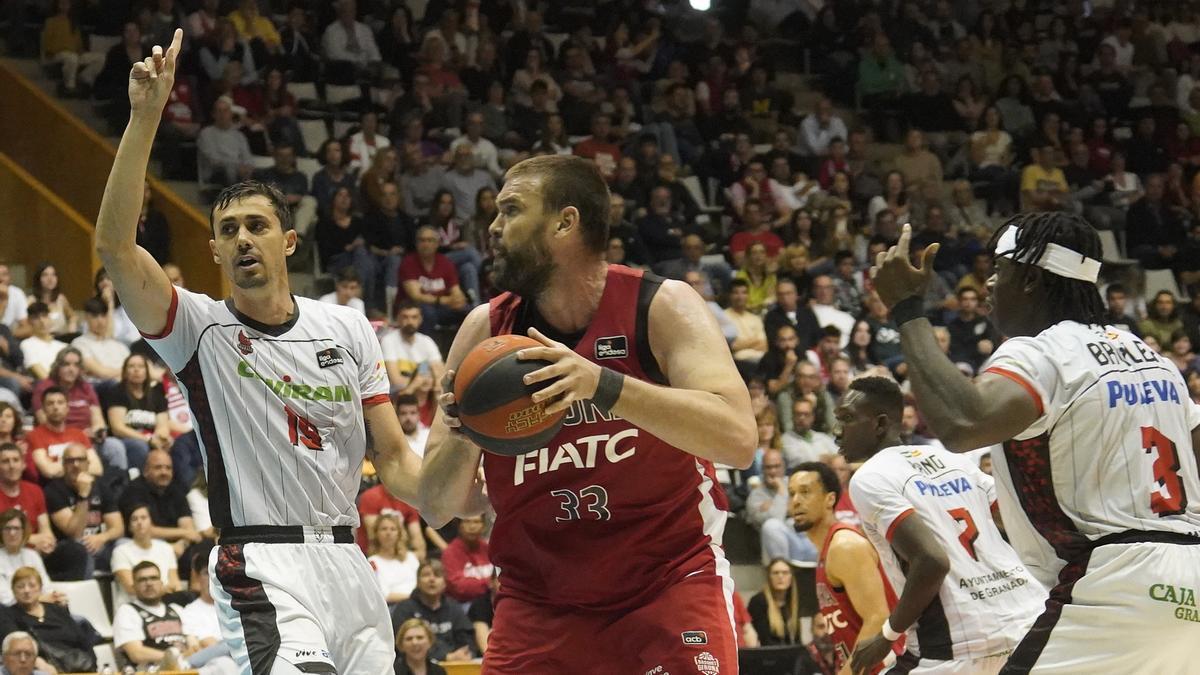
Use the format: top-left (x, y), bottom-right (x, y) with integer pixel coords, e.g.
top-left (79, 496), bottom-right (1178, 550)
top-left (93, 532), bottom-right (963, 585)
top-left (483, 574), bottom-right (737, 675)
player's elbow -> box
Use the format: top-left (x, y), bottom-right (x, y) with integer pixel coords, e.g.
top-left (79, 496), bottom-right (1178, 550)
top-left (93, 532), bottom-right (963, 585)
top-left (722, 416), bottom-right (759, 469)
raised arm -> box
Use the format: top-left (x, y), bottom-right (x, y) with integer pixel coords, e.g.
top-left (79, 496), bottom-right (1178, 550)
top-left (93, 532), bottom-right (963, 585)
top-left (94, 29), bottom-right (183, 337)
top-left (419, 305), bottom-right (491, 528)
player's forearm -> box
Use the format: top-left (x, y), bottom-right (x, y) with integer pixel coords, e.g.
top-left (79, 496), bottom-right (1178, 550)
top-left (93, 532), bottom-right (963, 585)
top-left (900, 319), bottom-right (989, 451)
top-left (419, 420), bottom-right (488, 528)
top-left (96, 114), bottom-right (162, 257)
top-left (609, 376), bottom-right (756, 468)
top-left (375, 443), bottom-right (421, 505)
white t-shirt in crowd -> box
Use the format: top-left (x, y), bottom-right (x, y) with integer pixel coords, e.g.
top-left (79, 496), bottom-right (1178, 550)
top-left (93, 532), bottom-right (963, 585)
top-left (180, 597), bottom-right (221, 641)
top-left (368, 553), bottom-right (419, 601)
top-left (318, 292), bottom-right (366, 315)
top-left (187, 488), bottom-right (212, 534)
top-left (111, 306), bottom-right (141, 346)
top-left (380, 330), bottom-right (443, 378)
top-left (71, 331), bottom-right (131, 374)
top-left (113, 599), bottom-right (188, 649)
top-left (0, 548), bottom-right (51, 605)
top-left (20, 335), bottom-right (67, 374)
top-left (406, 426), bottom-right (430, 457)
top-left (111, 538), bottom-right (179, 608)
top-left (1, 286), bottom-right (28, 329)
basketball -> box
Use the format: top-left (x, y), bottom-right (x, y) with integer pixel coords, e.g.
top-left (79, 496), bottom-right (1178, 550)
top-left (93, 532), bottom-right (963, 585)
top-left (454, 334), bottom-right (567, 456)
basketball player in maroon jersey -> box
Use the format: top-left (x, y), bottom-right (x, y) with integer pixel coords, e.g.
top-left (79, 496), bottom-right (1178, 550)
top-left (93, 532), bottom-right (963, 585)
top-left (790, 462), bottom-right (906, 674)
top-left (420, 155), bottom-right (757, 673)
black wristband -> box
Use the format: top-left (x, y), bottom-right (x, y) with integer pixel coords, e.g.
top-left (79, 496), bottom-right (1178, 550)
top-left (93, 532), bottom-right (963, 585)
top-left (592, 368), bottom-right (625, 412)
top-left (890, 295), bottom-right (926, 326)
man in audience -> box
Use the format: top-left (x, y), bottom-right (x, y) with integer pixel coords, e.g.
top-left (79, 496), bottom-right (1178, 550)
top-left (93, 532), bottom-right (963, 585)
top-left (946, 288), bottom-right (998, 373)
top-left (44, 442), bottom-right (123, 577)
top-left (781, 398), bottom-right (837, 470)
top-left (0, 444), bottom-right (58, 563)
top-left (635, 186), bottom-right (689, 264)
top-left (0, 265), bottom-right (30, 339)
top-left (196, 96), bottom-right (253, 187)
top-left (1020, 139), bottom-right (1068, 212)
top-left (71, 298), bottom-right (129, 383)
top-left (573, 114), bottom-right (623, 182)
top-left (801, 96), bottom-right (848, 157)
top-left (31, 350), bottom-right (125, 472)
top-left (18, 304), bottom-right (65, 381)
top-left (394, 394), bottom-right (430, 457)
top-left (747, 448), bottom-right (817, 563)
top-left (113, 561), bottom-right (198, 670)
top-left (118, 450), bottom-right (202, 558)
top-left (401, 147), bottom-right (445, 218)
top-left (318, 268), bottom-right (366, 315)
top-left (442, 515), bottom-right (492, 606)
top-left (440, 145), bottom-right (496, 222)
top-left (728, 200), bottom-right (785, 268)
top-left (810, 276), bottom-right (854, 347)
top-left (893, 129), bottom-right (943, 204)
top-left (321, 0), bottom-right (381, 79)
top-left (725, 280), bottom-right (768, 368)
top-left (1102, 283), bottom-right (1141, 336)
top-left (391, 560), bottom-right (475, 662)
top-left (396, 226), bottom-right (468, 330)
top-left (178, 554), bottom-right (238, 672)
top-left (764, 278), bottom-right (824, 355)
top-left (1126, 173), bottom-right (1187, 270)
top-left (449, 112), bottom-right (503, 180)
top-left (252, 143), bottom-right (308, 211)
top-left (0, 631), bottom-right (53, 675)
top-left (381, 301), bottom-right (445, 394)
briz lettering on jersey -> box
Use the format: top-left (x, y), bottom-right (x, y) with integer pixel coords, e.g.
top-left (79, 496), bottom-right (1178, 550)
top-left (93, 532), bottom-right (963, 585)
top-left (236, 360), bottom-right (352, 402)
top-left (512, 429), bottom-right (638, 485)
top-left (1105, 379), bottom-right (1181, 408)
top-left (914, 476), bottom-right (972, 498)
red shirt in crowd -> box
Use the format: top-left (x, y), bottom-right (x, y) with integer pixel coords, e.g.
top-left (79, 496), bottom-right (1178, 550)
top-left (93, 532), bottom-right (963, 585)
top-left (573, 138), bottom-right (622, 181)
top-left (32, 379), bottom-right (99, 431)
top-left (163, 80), bottom-right (197, 125)
top-left (441, 536), bottom-right (493, 604)
top-left (395, 253), bottom-right (460, 312)
top-left (22, 425), bottom-right (91, 484)
top-left (0, 482), bottom-right (49, 534)
top-left (729, 230), bottom-right (785, 258)
top-left (356, 483), bottom-right (420, 554)
top-left (732, 591), bottom-right (752, 647)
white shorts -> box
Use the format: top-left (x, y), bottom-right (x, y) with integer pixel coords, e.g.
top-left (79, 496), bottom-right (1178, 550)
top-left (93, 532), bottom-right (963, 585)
top-left (209, 527), bottom-right (394, 675)
top-left (1000, 535), bottom-right (1200, 675)
top-left (898, 653), bottom-right (1009, 675)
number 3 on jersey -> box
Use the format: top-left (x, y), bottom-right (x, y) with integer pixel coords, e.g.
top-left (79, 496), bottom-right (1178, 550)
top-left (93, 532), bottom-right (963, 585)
top-left (285, 406), bottom-right (323, 451)
top-left (1142, 426), bottom-right (1188, 517)
top-left (550, 486), bottom-right (611, 522)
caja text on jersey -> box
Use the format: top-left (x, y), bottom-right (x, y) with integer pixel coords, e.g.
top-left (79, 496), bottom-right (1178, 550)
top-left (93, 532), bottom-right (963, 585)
top-left (512, 399), bottom-right (639, 486)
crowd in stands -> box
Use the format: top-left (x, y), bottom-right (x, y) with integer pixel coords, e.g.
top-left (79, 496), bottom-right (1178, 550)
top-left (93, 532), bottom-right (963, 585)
top-left (5, 0), bottom-right (1200, 670)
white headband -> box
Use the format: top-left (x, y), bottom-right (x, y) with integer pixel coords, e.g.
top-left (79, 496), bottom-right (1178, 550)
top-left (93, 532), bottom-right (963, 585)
top-left (995, 226), bottom-right (1101, 283)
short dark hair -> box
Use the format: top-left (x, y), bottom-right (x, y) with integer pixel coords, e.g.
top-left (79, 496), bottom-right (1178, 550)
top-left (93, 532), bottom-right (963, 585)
top-left (0, 443), bottom-right (21, 457)
top-left (26, 302), bottom-right (49, 318)
top-left (956, 286), bottom-right (979, 300)
top-left (191, 548), bottom-right (212, 576)
top-left (505, 155), bottom-right (611, 254)
top-left (848, 376), bottom-right (904, 420)
top-left (834, 251), bottom-right (855, 265)
top-left (1106, 283), bottom-right (1127, 297)
top-left (729, 278), bottom-right (750, 291)
top-left (131, 560), bottom-right (161, 577)
top-left (396, 300), bottom-right (421, 314)
top-left (209, 180), bottom-right (293, 235)
top-left (82, 298), bottom-right (107, 316)
top-left (792, 460), bottom-right (841, 504)
top-left (40, 385), bottom-right (66, 402)
top-left (335, 268), bottom-right (360, 285)
top-left (393, 393), bottom-right (419, 408)
top-left (821, 325), bottom-right (842, 340)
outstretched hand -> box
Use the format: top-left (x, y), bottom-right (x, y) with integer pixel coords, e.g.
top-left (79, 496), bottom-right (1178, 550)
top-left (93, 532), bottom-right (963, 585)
top-left (129, 28), bottom-right (183, 114)
top-left (870, 223), bottom-right (940, 309)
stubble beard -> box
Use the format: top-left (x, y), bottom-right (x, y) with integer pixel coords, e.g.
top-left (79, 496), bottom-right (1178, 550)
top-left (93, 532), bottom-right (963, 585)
top-left (493, 239), bottom-right (555, 298)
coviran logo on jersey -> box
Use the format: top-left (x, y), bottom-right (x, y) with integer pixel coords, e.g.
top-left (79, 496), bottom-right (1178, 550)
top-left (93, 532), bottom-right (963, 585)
top-left (236, 360), bottom-right (352, 402)
top-left (512, 399), bottom-right (638, 485)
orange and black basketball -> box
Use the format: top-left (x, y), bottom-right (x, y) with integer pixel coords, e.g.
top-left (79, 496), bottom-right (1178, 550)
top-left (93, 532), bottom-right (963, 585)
top-left (454, 334), bottom-right (566, 456)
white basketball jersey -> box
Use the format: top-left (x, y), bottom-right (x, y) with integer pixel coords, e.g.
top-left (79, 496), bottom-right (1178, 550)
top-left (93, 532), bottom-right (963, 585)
top-left (144, 287), bottom-right (391, 529)
top-left (982, 322), bottom-right (1200, 588)
top-left (850, 445), bottom-right (1045, 662)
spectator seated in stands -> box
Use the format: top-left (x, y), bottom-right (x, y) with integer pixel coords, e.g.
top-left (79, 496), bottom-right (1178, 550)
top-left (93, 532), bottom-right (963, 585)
top-left (394, 618), bottom-right (448, 675)
top-left (426, 189), bottom-right (484, 307)
top-left (348, 111), bottom-right (392, 174)
top-left (112, 561), bottom-right (197, 670)
top-left (197, 96), bottom-right (253, 188)
top-left (946, 288), bottom-right (999, 374)
top-left (178, 554), bottom-right (238, 672)
top-left (400, 146), bottom-right (445, 219)
top-left (725, 280), bottom-right (768, 370)
top-left (32, 351), bottom-right (127, 473)
top-left (382, 302), bottom-right (445, 397)
top-left (442, 515), bottom-right (492, 606)
top-left (369, 514), bottom-right (419, 607)
top-left (728, 200), bottom-right (784, 269)
top-left (0, 509), bottom-right (58, 604)
top-left (1020, 139), bottom-right (1069, 212)
top-left (40, 0), bottom-right (104, 97)
top-left (44, 440), bottom-right (124, 578)
top-left (71, 298), bottom-right (129, 383)
top-left (360, 147), bottom-right (400, 217)
top-left (321, 0), bottom-right (382, 83)
top-left (0, 630), bottom-right (57, 675)
top-left (253, 143), bottom-right (310, 218)
top-left (394, 394), bottom-right (431, 457)
top-left (119, 447), bottom-right (203, 557)
top-left (319, 268), bottom-right (366, 315)
top-left (734, 243), bottom-right (777, 316)
top-left (391, 560), bottom-right (474, 662)
top-left (10, 566), bottom-right (98, 673)
top-left (1126, 174), bottom-right (1188, 271)
top-left (0, 264), bottom-right (31, 340)
top-left (18, 304), bottom-right (66, 382)
top-left (311, 140), bottom-right (359, 220)
top-left (1140, 291), bottom-right (1184, 349)
top-left (809, 276), bottom-right (854, 346)
top-left (893, 129), bottom-right (944, 207)
top-left (449, 111), bottom-right (503, 181)
top-left (439, 146), bottom-right (497, 226)
top-left (364, 181), bottom-right (414, 317)
top-left (395, 226), bottom-right (468, 331)
top-left (745, 448), bottom-right (816, 565)
top-left (112, 504), bottom-right (180, 609)
top-left (316, 186), bottom-right (378, 311)
top-left (23, 387), bottom-right (104, 486)
top-left (747, 559), bottom-right (804, 646)
top-left (356, 480), bottom-right (425, 561)
top-left (468, 568), bottom-right (498, 657)
top-left (781, 398), bottom-right (837, 471)
top-left (103, 354), bottom-right (170, 473)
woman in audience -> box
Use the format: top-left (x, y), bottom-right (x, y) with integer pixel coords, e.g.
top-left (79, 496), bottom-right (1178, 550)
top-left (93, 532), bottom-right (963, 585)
top-left (262, 67), bottom-right (306, 155)
top-left (952, 75), bottom-right (985, 131)
top-left (104, 353), bottom-right (170, 473)
top-left (866, 171), bottom-right (911, 229)
top-left (30, 263), bottom-right (76, 336)
top-left (311, 140), bottom-right (358, 217)
top-left (393, 618), bottom-right (447, 675)
top-left (0, 403), bottom-right (26, 455)
top-left (748, 558), bottom-right (803, 646)
top-left (510, 48), bottom-right (561, 108)
top-left (734, 243), bottom-right (776, 315)
top-left (1167, 331), bottom-right (1197, 374)
top-left (847, 320), bottom-right (877, 374)
top-left (468, 187), bottom-right (498, 255)
top-left (360, 146), bottom-right (401, 213)
top-left (530, 114), bottom-right (571, 155)
top-left (93, 268), bottom-right (140, 346)
top-left (316, 186), bottom-right (377, 308)
top-left (41, 0), bottom-right (104, 96)
top-left (969, 106), bottom-right (1016, 213)
top-left (994, 75), bottom-right (1035, 140)
top-left (369, 514), bottom-right (419, 607)
top-left (776, 243), bottom-right (815, 297)
top-left (111, 504), bottom-right (180, 604)
top-left (1139, 291), bottom-right (1184, 349)
top-left (427, 190), bottom-right (483, 305)
top-left (0, 510), bottom-right (58, 606)
top-left (11, 566), bottom-right (97, 672)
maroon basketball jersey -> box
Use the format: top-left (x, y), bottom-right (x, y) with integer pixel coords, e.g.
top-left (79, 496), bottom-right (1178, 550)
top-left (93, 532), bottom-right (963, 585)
top-left (815, 522), bottom-right (904, 672)
top-left (485, 265), bottom-right (731, 612)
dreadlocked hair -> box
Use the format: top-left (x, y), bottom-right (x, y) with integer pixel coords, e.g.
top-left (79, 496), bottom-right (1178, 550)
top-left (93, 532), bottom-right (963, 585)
top-left (988, 211), bottom-right (1106, 325)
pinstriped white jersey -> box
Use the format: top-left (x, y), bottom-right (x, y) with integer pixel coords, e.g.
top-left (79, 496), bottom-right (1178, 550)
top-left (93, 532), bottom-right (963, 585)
top-left (983, 322), bottom-right (1200, 588)
top-left (143, 287), bottom-right (391, 529)
top-left (850, 445), bottom-right (1044, 661)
